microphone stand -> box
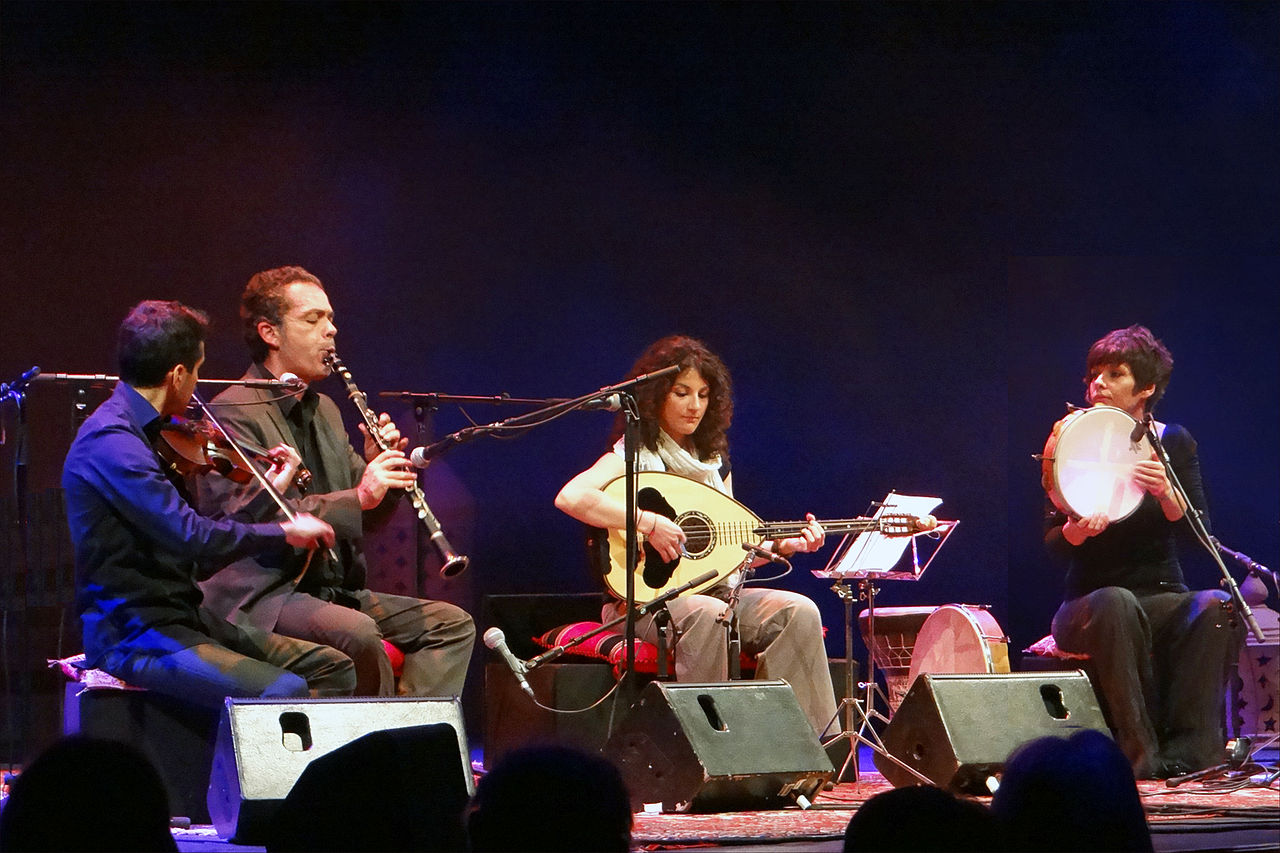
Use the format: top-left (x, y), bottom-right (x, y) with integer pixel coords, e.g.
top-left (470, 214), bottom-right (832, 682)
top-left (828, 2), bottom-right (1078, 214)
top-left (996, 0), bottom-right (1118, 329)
top-left (718, 556), bottom-right (757, 680)
top-left (1, 367), bottom-right (39, 534)
top-left (29, 373), bottom-right (297, 390)
top-left (1, 367), bottom-right (38, 770)
top-left (377, 391), bottom-right (554, 408)
top-left (396, 366), bottom-right (680, 690)
top-left (402, 365), bottom-right (681, 464)
top-left (1141, 419), bottom-right (1265, 642)
top-left (1213, 539), bottom-right (1278, 598)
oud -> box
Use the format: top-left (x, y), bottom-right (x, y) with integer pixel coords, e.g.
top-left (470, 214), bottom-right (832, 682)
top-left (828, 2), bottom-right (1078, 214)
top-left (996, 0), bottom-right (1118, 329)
top-left (590, 471), bottom-right (934, 603)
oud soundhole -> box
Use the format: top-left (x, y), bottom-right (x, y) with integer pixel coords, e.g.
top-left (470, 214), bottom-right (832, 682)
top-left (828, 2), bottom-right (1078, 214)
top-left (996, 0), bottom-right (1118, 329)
top-left (677, 511), bottom-right (715, 558)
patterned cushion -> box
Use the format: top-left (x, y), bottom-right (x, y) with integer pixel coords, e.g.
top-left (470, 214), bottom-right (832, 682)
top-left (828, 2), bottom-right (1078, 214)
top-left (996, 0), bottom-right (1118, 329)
top-left (1025, 634), bottom-right (1091, 660)
top-left (48, 653), bottom-right (144, 692)
top-left (534, 621), bottom-right (668, 678)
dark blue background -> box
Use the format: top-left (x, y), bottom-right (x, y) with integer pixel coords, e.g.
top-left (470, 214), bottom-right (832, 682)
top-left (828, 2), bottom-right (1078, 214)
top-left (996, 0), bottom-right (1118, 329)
top-left (2, 3), bottom-right (1276, 712)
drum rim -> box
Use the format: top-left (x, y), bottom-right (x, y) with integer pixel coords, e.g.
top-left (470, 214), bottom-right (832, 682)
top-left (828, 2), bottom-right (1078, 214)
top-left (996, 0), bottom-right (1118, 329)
top-left (1051, 405), bottom-right (1150, 522)
top-left (906, 603), bottom-right (1005, 682)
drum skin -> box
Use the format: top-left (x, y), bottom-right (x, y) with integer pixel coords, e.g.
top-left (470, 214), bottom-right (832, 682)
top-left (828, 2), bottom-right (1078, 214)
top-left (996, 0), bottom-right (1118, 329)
top-left (1041, 406), bottom-right (1152, 522)
top-left (906, 604), bottom-right (1010, 690)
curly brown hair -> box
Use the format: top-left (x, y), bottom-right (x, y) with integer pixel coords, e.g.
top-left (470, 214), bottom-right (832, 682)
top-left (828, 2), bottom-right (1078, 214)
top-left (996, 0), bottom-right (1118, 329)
top-left (1084, 324), bottom-right (1174, 414)
top-left (241, 266), bottom-right (325, 362)
top-left (609, 335), bottom-right (733, 462)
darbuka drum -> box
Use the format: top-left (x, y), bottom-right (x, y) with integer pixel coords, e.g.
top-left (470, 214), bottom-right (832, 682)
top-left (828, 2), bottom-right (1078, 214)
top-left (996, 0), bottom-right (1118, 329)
top-left (906, 604), bottom-right (1009, 689)
top-left (1042, 405), bottom-right (1152, 522)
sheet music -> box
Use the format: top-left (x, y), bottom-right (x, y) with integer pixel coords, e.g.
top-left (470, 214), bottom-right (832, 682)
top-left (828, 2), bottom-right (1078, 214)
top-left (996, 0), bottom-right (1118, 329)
top-left (823, 493), bottom-right (945, 576)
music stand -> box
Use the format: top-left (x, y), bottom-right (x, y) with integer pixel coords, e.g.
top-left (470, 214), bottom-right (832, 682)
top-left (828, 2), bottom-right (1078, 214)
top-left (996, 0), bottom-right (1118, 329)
top-left (813, 493), bottom-right (958, 783)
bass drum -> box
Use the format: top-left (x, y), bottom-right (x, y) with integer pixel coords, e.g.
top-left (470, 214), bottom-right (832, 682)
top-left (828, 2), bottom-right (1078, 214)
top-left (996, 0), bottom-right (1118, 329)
top-left (906, 604), bottom-right (1010, 690)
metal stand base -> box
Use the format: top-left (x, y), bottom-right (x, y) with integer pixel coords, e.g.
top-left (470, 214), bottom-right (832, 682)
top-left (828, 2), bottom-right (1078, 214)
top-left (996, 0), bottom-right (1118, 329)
top-left (820, 578), bottom-right (932, 786)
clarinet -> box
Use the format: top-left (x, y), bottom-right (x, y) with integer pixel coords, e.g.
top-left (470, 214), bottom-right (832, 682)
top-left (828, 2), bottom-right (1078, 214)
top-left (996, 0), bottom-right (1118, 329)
top-left (324, 353), bottom-right (470, 578)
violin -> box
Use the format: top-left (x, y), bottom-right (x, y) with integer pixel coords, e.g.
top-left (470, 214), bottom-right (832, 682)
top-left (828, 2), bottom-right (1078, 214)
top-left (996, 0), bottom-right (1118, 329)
top-left (154, 416), bottom-right (312, 494)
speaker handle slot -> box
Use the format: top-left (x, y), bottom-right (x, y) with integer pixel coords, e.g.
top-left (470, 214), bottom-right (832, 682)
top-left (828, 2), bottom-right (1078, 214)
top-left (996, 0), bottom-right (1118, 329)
top-left (279, 711), bottom-right (314, 751)
top-left (1039, 684), bottom-right (1070, 720)
top-left (697, 694), bottom-right (727, 731)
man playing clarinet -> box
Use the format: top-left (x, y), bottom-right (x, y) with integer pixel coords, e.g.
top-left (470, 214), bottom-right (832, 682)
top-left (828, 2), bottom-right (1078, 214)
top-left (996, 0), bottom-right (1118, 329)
top-left (197, 266), bottom-right (474, 698)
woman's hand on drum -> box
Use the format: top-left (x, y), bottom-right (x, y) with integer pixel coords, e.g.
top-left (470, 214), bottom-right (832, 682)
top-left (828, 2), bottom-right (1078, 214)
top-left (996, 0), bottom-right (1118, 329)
top-left (1136, 452), bottom-right (1187, 520)
top-left (1133, 456), bottom-right (1172, 500)
top-left (1064, 511), bottom-right (1110, 545)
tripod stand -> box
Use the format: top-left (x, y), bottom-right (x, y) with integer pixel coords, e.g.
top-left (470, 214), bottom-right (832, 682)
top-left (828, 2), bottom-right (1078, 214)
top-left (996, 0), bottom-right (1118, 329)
top-left (815, 492), bottom-right (956, 784)
top-left (822, 577), bottom-right (932, 784)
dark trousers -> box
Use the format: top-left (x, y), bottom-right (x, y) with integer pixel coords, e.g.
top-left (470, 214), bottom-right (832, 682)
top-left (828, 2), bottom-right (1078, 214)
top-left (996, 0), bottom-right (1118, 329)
top-left (99, 609), bottom-right (356, 710)
top-left (273, 588), bottom-right (476, 697)
top-left (1052, 586), bottom-right (1244, 777)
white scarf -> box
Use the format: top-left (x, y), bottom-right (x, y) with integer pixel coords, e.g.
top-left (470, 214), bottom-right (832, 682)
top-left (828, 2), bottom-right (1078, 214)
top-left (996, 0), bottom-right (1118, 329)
top-left (614, 429), bottom-right (727, 494)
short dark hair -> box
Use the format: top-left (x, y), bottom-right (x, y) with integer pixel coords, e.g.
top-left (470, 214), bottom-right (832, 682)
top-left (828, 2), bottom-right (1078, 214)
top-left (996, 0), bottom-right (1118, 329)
top-left (467, 745), bottom-right (631, 852)
top-left (117, 300), bottom-right (208, 387)
top-left (241, 265), bottom-right (325, 362)
top-left (844, 784), bottom-right (998, 852)
top-left (1085, 325), bottom-right (1174, 414)
top-left (609, 335), bottom-right (733, 462)
top-left (992, 730), bottom-right (1152, 852)
top-left (0, 735), bottom-right (178, 852)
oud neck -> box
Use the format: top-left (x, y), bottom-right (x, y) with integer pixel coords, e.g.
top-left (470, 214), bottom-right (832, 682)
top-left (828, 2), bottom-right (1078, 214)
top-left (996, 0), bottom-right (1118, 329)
top-left (755, 518), bottom-right (878, 538)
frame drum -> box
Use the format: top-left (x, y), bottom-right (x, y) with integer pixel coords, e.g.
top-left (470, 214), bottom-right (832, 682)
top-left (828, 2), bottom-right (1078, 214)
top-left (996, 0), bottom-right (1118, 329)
top-left (1042, 405), bottom-right (1152, 522)
top-left (857, 605), bottom-right (938, 713)
top-left (906, 604), bottom-right (1010, 690)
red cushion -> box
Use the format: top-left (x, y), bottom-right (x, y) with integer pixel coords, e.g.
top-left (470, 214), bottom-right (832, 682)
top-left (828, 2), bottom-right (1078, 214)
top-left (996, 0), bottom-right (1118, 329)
top-left (534, 621), bottom-right (672, 678)
top-left (382, 639), bottom-right (405, 678)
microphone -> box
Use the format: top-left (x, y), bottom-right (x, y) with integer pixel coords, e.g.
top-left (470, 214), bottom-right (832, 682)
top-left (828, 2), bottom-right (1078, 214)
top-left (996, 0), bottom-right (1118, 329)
top-left (581, 393), bottom-right (623, 412)
top-left (483, 627), bottom-right (535, 700)
top-left (197, 377), bottom-right (301, 389)
top-left (409, 432), bottom-right (467, 468)
top-left (1216, 540), bottom-right (1271, 577)
top-left (544, 393), bottom-right (625, 412)
top-left (742, 542), bottom-right (783, 562)
top-left (1129, 414), bottom-right (1151, 444)
top-left (278, 372), bottom-right (304, 390)
top-left (0, 366), bottom-right (40, 400)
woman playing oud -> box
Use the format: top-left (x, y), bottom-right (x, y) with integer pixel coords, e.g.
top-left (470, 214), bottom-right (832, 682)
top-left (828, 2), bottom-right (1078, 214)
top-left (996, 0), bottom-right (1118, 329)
top-left (555, 335), bottom-right (837, 736)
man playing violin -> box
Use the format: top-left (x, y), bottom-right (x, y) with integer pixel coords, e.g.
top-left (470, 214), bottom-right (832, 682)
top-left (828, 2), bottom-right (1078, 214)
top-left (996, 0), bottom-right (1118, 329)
top-left (197, 266), bottom-right (475, 698)
top-left (62, 300), bottom-right (355, 707)
top-left (1044, 325), bottom-right (1245, 779)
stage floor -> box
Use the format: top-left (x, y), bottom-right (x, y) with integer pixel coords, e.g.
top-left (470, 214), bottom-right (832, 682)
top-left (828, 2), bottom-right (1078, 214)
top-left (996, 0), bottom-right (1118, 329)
top-left (170, 746), bottom-right (1279, 852)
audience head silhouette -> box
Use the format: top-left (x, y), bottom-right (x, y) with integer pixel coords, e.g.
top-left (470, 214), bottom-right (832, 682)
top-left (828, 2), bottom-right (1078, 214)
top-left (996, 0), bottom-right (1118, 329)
top-left (991, 730), bottom-right (1152, 852)
top-left (266, 723), bottom-right (470, 852)
top-left (467, 745), bottom-right (632, 852)
top-left (0, 735), bottom-right (177, 852)
top-left (843, 783), bottom-right (998, 851)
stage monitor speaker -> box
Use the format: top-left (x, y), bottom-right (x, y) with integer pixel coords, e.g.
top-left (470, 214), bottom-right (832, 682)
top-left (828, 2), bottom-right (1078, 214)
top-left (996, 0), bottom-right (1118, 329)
top-left (874, 671), bottom-right (1111, 793)
top-left (207, 696), bottom-right (473, 844)
top-left (602, 680), bottom-right (833, 813)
